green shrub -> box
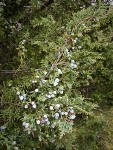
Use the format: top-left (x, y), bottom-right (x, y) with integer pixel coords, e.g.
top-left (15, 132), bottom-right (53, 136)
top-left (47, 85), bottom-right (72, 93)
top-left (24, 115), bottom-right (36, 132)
top-left (0, 1), bottom-right (113, 149)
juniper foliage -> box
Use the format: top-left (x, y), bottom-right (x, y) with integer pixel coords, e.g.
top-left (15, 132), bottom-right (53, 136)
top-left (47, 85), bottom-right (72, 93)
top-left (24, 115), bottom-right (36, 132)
top-left (0, 0), bottom-right (113, 150)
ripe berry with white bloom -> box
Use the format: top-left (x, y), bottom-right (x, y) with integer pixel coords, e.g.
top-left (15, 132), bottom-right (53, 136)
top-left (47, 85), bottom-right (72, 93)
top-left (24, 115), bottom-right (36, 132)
top-left (51, 94), bottom-right (55, 98)
top-left (66, 49), bottom-right (71, 58)
top-left (55, 113), bottom-right (59, 117)
top-left (61, 112), bottom-right (65, 115)
top-left (0, 125), bottom-right (6, 130)
top-left (70, 109), bottom-right (74, 114)
top-left (55, 116), bottom-right (59, 119)
top-left (53, 91), bottom-right (57, 94)
top-left (32, 103), bottom-right (36, 109)
top-left (74, 39), bottom-right (77, 43)
top-left (31, 101), bottom-right (35, 105)
top-left (47, 95), bottom-right (51, 98)
top-left (65, 48), bottom-right (69, 53)
top-left (53, 82), bottom-right (58, 86)
top-left (54, 113), bottom-right (59, 119)
top-left (22, 39), bottom-right (26, 43)
top-left (23, 94), bottom-right (26, 98)
top-left (16, 91), bottom-right (20, 95)
top-left (65, 112), bottom-right (68, 116)
top-left (71, 32), bottom-right (74, 35)
top-left (44, 71), bottom-right (47, 75)
top-left (78, 45), bottom-right (82, 49)
top-left (38, 136), bottom-right (42, 142)
top-left (55, 78), bottom-right (59, 83)
top-left (14, 147), bottom-right (19, 150)
top-left (25, 104), bottom-right (28, 109)
top-left (72, 47), bottom-right (75, 50)
top-left (59, 90), bottom-right (63, 94)
top-left (50, 106), bottom-right (54, 110)
top-left (34, 88), bottom-right (39, 93)
top-left (19, 94), bottom-right (26, 101)
top-left (36, 120), bottom-right (40, 125)
top-left (12, 141), bottom-right (16, 145)
top-left (52, 124), bottom-right (55, 128)
top-left (49, 92), bottom-right (52, 95)
top-left (32, 80), bottom-right (35, 83)
top-left (32, 80), bottom-right (37, 83)
top-left (47, 121), bottom-right (50, 125)
top-left (57, 68), bottom-right (62, 75)
top-left (36, 75), bottom-right (39, 78)
top-left (28, 130), bottom-right (31, 134)
top-left (42, 80), bottom-right (47, 84)
top-left (69, 115), bottom-right (76, 120)
top-left (70, 63), bottom-right (77, 69)
top-left (44, 114), bottom-right (48, 118)
top-left (22, 122), bottom-right (26, 126)
top-left (71, 60), bottom-right (75, 64)
top-left (45, 118), bottom-right (49, 122)
top-left (25, 123), bottom-right (30, 128)
top-left (19, 95), bottom-right (24, 101)
top-left (56, 104), bottom-right (60, 109)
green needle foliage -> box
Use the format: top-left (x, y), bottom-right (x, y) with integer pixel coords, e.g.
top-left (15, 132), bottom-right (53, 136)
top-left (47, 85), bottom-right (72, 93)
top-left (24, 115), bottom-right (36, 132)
top-left (0, 0), bottom-right (113, 150)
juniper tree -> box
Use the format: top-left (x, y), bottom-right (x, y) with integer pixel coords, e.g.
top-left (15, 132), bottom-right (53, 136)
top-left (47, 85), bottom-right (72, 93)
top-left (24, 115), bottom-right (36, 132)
top-left (0, 0), bottom-right (113, 150)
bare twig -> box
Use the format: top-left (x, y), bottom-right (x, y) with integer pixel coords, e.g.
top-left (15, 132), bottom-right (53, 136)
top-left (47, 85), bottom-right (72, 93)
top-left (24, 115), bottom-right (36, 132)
top-left (0, 69), bottom-right (30, 74)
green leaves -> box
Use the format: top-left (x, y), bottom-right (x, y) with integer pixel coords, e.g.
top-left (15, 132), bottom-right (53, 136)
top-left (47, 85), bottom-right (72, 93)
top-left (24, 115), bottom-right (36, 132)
top-left (58, 121), bottom-right (73, 139)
